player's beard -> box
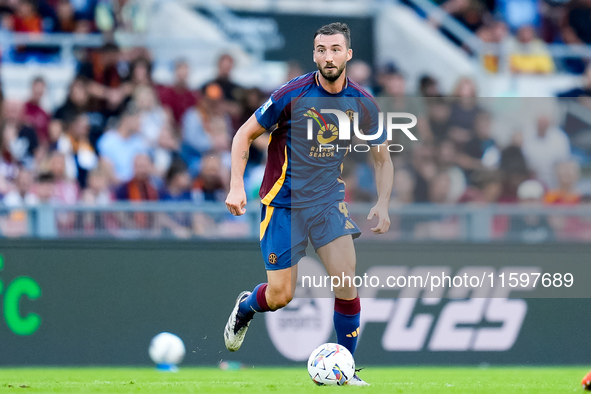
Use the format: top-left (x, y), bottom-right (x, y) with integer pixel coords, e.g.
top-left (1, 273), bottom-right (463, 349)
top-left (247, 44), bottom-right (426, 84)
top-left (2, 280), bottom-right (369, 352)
top-left (318, 62), bottom-right (346, 82)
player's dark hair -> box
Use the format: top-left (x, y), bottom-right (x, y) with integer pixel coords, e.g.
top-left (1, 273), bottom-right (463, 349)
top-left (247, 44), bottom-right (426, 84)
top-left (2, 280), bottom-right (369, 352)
top-left (314, 22), bottom-right (351, 49)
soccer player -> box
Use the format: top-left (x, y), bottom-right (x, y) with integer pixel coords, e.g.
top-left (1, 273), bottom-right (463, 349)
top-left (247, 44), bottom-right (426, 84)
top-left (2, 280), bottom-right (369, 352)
top-left (223, 22), bottom-right (393, 386)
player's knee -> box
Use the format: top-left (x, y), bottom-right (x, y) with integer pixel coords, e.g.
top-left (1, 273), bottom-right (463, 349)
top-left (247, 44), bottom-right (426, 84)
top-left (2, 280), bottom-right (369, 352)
top-left (266, 288), bottom-right (293, 310)
top-left (333, 286), bottom-right (357, 300)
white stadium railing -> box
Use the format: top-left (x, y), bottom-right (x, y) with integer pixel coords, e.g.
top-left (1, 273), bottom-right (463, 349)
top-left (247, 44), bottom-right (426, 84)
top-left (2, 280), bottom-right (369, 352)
top-left (1, 202), bottom-right (590, 243)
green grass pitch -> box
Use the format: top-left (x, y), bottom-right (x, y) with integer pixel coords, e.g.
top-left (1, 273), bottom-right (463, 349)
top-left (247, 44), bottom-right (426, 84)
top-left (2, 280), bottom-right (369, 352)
top-left (0, 367), bottom-right (586, 393)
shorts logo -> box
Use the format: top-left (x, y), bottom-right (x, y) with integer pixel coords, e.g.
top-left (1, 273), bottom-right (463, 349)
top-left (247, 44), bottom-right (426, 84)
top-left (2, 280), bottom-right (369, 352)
top-left (269, 253), bottom-right (278, 264)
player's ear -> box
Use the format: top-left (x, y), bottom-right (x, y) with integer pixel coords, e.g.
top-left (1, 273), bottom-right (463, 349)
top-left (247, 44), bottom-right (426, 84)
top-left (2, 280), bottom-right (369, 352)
top-left (347, 48), bottom-right (353, 61)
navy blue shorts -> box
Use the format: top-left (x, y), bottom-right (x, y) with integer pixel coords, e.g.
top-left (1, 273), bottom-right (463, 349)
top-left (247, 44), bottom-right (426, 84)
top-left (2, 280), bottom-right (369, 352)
top-left (259, 201), bottom-right (361, 271)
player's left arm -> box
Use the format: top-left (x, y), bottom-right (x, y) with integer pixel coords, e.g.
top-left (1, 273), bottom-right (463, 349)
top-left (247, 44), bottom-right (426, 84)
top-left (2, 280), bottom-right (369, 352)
top-left (368, 144), bottom-right (393, 234)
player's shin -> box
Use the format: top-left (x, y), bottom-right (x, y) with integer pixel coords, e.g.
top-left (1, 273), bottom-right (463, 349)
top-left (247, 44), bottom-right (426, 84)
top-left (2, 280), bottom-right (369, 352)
top-left (237, 283), bottom-right (271, 319)
top-left (333, 296), bottom-right (361, 355)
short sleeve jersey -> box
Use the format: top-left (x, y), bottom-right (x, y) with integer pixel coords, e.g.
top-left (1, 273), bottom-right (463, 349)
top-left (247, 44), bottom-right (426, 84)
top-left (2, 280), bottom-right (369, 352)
top-left (255, 71), bottom-right (384, 208)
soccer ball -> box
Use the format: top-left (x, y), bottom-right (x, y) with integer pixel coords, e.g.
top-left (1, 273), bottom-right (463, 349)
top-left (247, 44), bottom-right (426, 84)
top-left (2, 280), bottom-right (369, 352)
top-left (149, 332), bottom-right (186, 369)
top-left (307, 343), bottom-right (355, 386)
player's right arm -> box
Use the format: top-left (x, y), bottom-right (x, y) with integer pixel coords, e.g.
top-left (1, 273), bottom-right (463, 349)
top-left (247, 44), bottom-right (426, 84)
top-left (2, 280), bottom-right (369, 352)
top-left (225, 114), bottom-right (267, 216)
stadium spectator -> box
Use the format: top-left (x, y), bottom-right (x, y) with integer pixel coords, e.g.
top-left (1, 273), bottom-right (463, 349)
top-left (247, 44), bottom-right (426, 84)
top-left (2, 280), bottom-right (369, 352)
top-left (78, 42), bottom-right (128, 117)
top-left (477, 20), bottom-right (509, 73)
top-left (81, 166), bottom-right (113, 206)
top-left (47, 151), bottom-right (79, 205)
top-left (543, 160), bottom-right (582, 239)
top-left (429, 170), bottom-right (452, 204)
top-left (35, 171), bottom-right (56, 204)
top-left (3, 167), bottom-right (37, 207)
top-left (376, 67), bottom-right (433, 142)
top-left (157, 160), bottom-right (194, 238)
top-left (458, 169), bottom-right (503, 203)
top-left (191, 154), bottom-right (227, 203)
top-left (157, 59), bottom-right (200, 126)
top-left (428, 0), bottom-right (487, 33)
top-left (23, 76), bottom-right (51, 146)
top-left (54, 0), bottom-right (77, 33)
top-left (452, 0), bottom-right (487, 33)
top-left (562, 0), bottom-right (591, 45)
top-left (1, 167), bottom-right (37, 237)
top-left (134, 85), bottom-right (174, 175)
top-left (128, 57), bottom-right (153, 89)
top-left (456, 111), bottom-right (495, 177)
top-left (447, 77), bottom-right (482, 146)
top-left (79, 165), bottom-right (116, 236)
top-left (436, 139), bottom-right (467, 202)
top-left (181, 82), bottom-right (233, 176)
top-left (210, 53), bottom-right (242, 104)
top-left (47, 151), bottom-right (79, 232)
top-left (234, 87), bottom-right (267, 169)
top-left (544, 160), bottom-right (581, 204)
top-left (112, 153), bottom-right (159, 232)
top-left (160, 159), bottom-right (191, 202)
top-left (115, 153), bottom-right (158, 202)
top-left (521, 114), bottom-right (571, 188)
top-left (418, 75), bottom-right (442, 97)
top-left (507, 25), bottom-right (555, 74)
top-left (391, 167), bottom-right (415, 205)
top-left (97, 103), bottom-right (148, 184)
top-left (413, 171), bottom-right (461, 240)
top-left (408, 143), bottom-right (437, 202)
top-left (1, 100), bottom-right (39, 170)
top-left (55, 112), bottom-right (98, 188)
top-left (347, 60), bottom-right (374, 95)
top-left (53, 77), bottom-right (90, 124)
top-left (425, 96), bottom-right (451, 143)
top-left (12, 0), bottom-right (42, 33)
top-left (0, 1), bottom-right (14, 31)
top-left (498, 145), bottom-right (532, 203)
top-left (508, 179), bottom-right (555, 243)
top-left (95, 0), bottom-right (149, 34)
top-left (285, 60), bottom-right (304, 82)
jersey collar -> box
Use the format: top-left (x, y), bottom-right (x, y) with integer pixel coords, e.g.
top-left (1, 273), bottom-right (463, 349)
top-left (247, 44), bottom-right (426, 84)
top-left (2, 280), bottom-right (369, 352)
top-left (314, 71), bottom-right (348, 95)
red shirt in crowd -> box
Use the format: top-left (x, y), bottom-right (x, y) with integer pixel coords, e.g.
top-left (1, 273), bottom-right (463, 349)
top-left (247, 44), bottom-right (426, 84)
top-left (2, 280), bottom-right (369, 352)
top-left (23, 101), bottom-right (50, 144)
top-left (156, 84), bottom-right (200, 125)
top-left (13, 15), bottom-right (42, 33)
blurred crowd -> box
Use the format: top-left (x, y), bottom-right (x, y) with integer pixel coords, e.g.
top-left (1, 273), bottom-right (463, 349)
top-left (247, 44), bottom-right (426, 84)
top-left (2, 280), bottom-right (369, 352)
top-left (0, 43), bottom-right (590, 241)
top-left (0, 0), bottom-right (148, 62)
top-left (344, 60), bottom-right (591, 242)
top-left (0, 0), bottom-right (145, 35)
top-left (422, 0), bottom-right (591, 73)
top-left (0, 43), bottom-right (273, 237)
